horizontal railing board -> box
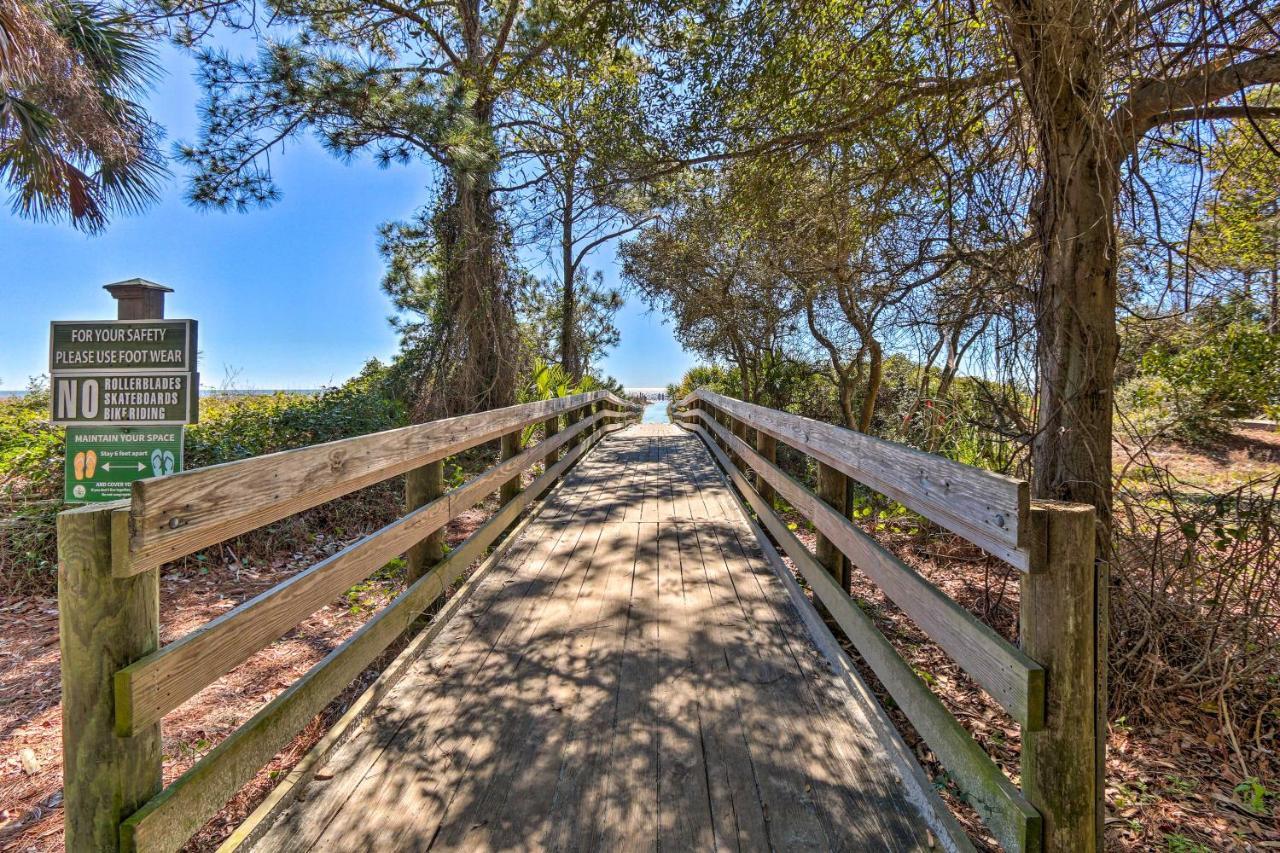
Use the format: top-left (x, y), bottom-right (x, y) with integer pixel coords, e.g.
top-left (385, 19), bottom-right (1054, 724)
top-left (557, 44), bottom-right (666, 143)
top-left (689, 410), bottom-right (1045, 730)
top-left (119, 428), bottom-right (605, 853)
top-left (686, 390), bottom-right (1031, 570)
top-left (601, 392), bottom-right (641, 410)
top-left (114, 411), bottom-right (605, 736)
top-left (690, 424), bottom-right (1042, 853)
top-left (121, 393), bottom-right (610, 576)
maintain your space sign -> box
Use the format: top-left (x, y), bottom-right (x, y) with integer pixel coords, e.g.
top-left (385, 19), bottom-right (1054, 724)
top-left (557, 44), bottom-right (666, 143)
top-left (64, 427), bottom-right (184, 502)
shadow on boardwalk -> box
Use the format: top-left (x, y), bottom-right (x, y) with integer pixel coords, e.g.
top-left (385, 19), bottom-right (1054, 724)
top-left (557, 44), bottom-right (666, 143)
top-left (254, 430), bottom-right (931, 852)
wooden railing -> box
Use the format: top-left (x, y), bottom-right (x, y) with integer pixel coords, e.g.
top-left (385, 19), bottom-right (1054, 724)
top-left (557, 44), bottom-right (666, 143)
top-left (57, 391), bottom-right (639, 852)
top-left (675, 389), bottom-right (1103, 853)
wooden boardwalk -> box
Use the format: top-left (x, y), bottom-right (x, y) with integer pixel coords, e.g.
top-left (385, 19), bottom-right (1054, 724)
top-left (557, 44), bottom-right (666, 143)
top-left (249, 424), bottom-right (934, 851)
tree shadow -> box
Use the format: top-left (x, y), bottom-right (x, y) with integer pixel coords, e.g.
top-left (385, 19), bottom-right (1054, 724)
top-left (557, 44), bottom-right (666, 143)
top-left (258, 434), bottom-right (933, 852)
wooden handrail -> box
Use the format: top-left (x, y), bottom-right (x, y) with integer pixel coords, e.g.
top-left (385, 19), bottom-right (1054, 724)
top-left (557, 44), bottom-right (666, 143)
top-left (114, 409), bottom-right (608, 735)
top-left (688, 410), bottom-right (1045, 728)
top-left (120, 392), bottom-right (620, 576)
top-left (694, 425), bottom-right (1041, 853)
top-left (682, 389), bottom-right (1032, 570)
top-left (119, 428), bottom-right (612, 852)
top-left (57, 395), bottom-right (639, 853)
top-left (677, 390), bottom-right (1101, 853)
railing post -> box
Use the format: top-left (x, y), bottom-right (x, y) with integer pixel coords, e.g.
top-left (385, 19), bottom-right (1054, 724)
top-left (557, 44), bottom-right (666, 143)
top-left (755, 430), bottom-right (777, 508)
top-left (59, 503), bottom-right (161, 850)
top-left (711, 406), bottom-right (730, 456)
top-left (500, 430), bottom-right (522, 504)
top-left (1021, 501), bottom-right (1103, 852)
top-left (543, 413), bottom-right (561, 468)
top-left (815, 462), bottom-right (849, 589)
top-left (566, 404), bottom-right (582, 452)
top-left (405, 459), bottom-right (445, 584)
top-left (730, 416), bottom-right (750, 470)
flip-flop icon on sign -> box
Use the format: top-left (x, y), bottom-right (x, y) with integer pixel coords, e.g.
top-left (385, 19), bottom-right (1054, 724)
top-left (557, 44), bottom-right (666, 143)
top-left (72, 451), bottom-right (98, 480)
top-left (150, 449), bottom-right (177, 476)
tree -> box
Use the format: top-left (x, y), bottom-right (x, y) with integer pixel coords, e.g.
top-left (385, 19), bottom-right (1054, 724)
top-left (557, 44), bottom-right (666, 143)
top-left (170, 0), bottom-right (623, 415)
top-left (981, 0), bottom-right (1280, 534)
top-left (650, 0), bottom-right (1280, 553)
top-left (0, 0), bottom-right (165, 231)
top-left (621, 177), bottom-right (800, 406)
top-left (1193, 95), bottom-right (1280, 330)
top-left (515, 41), bottom-right (655, 380)
top-left (521, 269), bottom-right (623, 377)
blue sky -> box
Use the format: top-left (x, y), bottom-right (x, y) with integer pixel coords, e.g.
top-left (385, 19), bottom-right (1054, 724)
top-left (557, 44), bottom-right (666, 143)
top-left (0, 46), bottom-right (693, 391)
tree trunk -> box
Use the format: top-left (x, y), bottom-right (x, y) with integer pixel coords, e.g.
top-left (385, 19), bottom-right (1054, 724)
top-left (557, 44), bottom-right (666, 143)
top-left (1001, 0), bottom-right (1120, 556)
top-left (424, 5), bottom-right (516, 417)
top-left (442, 147), bottom-right (517, 415)
top-left (560, 162), bottom-right (580, 380)
top-left (837, 374), bottom-right (856, 428)
top-left (1270, 252), bottom-right (1278, 333)
top-left (858, 339), bottom-right (882, 433)
top-left (1031, 153), bottom-right (1118, 546)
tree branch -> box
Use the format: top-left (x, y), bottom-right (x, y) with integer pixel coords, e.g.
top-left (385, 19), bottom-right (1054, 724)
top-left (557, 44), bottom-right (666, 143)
top-left (1113, 51), bottom-right (1280, 155)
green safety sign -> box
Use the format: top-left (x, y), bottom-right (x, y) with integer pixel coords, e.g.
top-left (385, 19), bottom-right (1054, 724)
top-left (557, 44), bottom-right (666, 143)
top-left (49, 319), bottom-right (196, 373)
top-left (50, 371), bottom-right (198, 426)
top-left (64, 427), bottom-right (184, 503)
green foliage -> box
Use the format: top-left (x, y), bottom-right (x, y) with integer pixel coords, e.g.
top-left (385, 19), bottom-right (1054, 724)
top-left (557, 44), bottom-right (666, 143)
top-left (519, 272), bottom-right (624, 379)
top-left (0, 362), bottom-right (406, 594)
top-left (666, 364), bottom-right (743, 403)
top-left (0, 0), bottom-right (166, 231)
top-left (1193, 90), bottom-right (1280, 286)
top-left (1233, 777), bottom-right (1274, 816)
top-left (1118, 297), bottom-right (1280, 440)
top-left (187, 360), bottom-right (405, 467)
top-left (1164, 834), bottom-right (1211, 853)
top-left (0, 378), bottom-right (61, 502)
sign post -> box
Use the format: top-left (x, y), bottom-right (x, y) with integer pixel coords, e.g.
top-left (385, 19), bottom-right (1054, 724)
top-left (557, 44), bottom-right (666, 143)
top-left (53, 279), bottom-right (198, 503)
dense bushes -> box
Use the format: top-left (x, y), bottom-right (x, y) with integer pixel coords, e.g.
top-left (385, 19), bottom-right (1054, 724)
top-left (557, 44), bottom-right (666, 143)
top-left (1117, 297), bottom-right (1280, 441)
top-left (0, 361), bottom-right (407, 595)
top-left (187, 361), bottom-right (405, 467)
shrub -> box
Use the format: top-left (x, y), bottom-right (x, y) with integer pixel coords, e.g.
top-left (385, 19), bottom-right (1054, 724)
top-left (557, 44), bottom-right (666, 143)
top-left (0, 361), bottom-right (407, 595)
top-left (1118, 297), bottom-right (1280, 441)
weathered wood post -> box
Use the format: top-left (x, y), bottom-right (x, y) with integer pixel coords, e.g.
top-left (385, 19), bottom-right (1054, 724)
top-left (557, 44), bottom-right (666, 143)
top-left (815, 462), bottom-right (849, 589)
top-left (711, 406), bottom-right (730, 456)
top-left (755, 430), bottom-right (777, 508)
top-left (500, 430), bottom-right (522, 504)
top-left (103, 278), bottom-right (172, 320)
top-left (591, 399), bottom-right (605, 437)
top-left (565, 403), bottom-right (583, 452)
top-left (405, 459), bottom-right (445, 583)
top-left (60, 504), bottom-right (162, 851)
top-left (730, 417), bottom-right (750, 477)
top-left (60, 280), bottom-right (171, 849)
top-left (1021, 501), bottom-right (1103, 852)
top-left (543, 412), bottom-right (561, 467)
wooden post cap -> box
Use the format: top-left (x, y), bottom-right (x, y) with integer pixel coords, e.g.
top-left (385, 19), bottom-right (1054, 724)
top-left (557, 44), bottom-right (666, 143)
top-left (104, 278), bottom-right (173, 320)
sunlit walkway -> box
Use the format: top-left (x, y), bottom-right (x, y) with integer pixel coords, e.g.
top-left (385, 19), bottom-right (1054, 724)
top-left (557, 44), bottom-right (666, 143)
top-left (251, 426), bottom-right (932, 851)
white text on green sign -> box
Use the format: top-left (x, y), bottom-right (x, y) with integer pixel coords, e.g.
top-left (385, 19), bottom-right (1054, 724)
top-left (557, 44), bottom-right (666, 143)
top-left (49, 319), bottom-right (196, 373)
top-left (52, 372), bottom-right (198, 425)
top-left (65, 427), bottom-right (184, 502)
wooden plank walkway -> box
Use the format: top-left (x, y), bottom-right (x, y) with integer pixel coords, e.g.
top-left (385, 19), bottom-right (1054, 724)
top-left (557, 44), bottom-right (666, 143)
top-left (252, 424), bottom-right (935, 852)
